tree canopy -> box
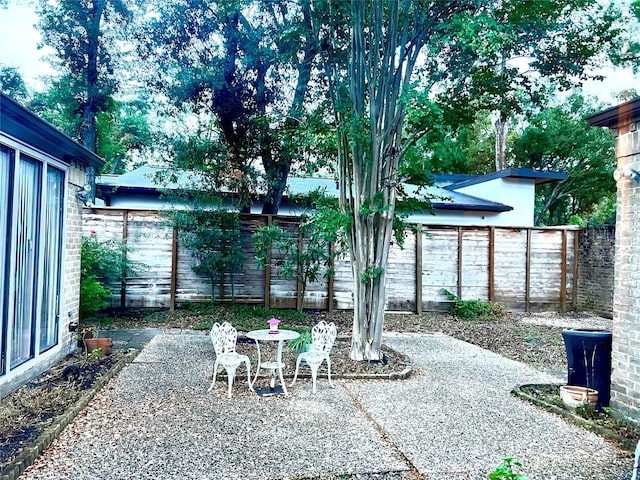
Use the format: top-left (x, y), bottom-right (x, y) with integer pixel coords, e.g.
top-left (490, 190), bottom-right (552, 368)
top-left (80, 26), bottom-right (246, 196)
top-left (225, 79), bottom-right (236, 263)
top-left (511, 94), bottom-right (616, 225)
top-left (36, 0), bottom-right (134, 153)
top-left (0, 65), bottom-right (29, 104)
top-left (143, 0), bottom-right (319, 213)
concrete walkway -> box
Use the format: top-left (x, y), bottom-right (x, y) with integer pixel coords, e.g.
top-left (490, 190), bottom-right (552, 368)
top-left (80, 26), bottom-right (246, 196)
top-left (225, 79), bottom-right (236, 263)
top-left (20, 331), bottom-right (633, 480)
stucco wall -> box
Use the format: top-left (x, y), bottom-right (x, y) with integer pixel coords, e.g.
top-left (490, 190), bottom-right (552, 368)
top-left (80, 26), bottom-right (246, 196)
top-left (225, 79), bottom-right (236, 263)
top-left (454, 177), bottom-right (535, 227)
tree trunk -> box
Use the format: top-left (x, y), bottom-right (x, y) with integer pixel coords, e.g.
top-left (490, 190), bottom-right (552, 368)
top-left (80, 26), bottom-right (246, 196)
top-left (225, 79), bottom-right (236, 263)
top-left (494, 113), bottom-right (507, 171)
top-left (261, 162), bottom-right (290, 215)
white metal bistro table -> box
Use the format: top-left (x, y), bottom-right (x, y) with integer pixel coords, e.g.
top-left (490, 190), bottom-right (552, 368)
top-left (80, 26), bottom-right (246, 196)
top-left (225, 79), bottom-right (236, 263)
top-left (246, 329), bottom-right (299, 396)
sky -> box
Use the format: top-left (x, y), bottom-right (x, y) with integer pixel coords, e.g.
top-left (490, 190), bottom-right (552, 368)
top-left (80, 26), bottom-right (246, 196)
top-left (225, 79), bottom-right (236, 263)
top-left (0, 0), bottom-right (638, 105)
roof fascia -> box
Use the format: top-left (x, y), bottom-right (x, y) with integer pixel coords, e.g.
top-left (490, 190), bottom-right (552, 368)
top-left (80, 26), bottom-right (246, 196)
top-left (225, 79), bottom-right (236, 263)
top-left (586, 97), bottom-right (640, 133)
top-left (445, 168), bottom-right (568, 190)
top-left (0, 93), bottom-right (104, 168)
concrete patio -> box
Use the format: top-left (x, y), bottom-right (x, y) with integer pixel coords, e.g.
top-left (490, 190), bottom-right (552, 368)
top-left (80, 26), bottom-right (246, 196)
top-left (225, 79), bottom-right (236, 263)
top-left (19, 331), bottom-right (633, 479)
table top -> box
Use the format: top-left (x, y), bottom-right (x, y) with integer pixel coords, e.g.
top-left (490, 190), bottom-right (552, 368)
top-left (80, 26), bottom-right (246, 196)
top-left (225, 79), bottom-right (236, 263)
top-left (246, 329), bottom-right (300, 341)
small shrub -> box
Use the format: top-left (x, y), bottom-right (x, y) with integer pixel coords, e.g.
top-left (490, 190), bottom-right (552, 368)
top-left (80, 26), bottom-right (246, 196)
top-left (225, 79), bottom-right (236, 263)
top-left (79, 276), bottom-right (111, 320)
top-left (80, 234), bottom-right (144, 320)
top-left (441, 289), bottom-right (503, 321)
top-left (488, 457), bottom-right (529, 480)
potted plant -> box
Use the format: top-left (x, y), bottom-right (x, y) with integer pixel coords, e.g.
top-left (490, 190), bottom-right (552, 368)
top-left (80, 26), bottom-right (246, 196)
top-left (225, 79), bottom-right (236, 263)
top-left (288, 328), bottom-right (312, 354)
top-left (80, 325), bottom-right (113, 357)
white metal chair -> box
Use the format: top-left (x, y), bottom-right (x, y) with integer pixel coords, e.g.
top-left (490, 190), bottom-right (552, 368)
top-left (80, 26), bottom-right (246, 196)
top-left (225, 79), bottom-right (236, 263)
top-left (208, 322), bottom-right (253, 398)
top-left (289, 321), bottom-right (337, 393)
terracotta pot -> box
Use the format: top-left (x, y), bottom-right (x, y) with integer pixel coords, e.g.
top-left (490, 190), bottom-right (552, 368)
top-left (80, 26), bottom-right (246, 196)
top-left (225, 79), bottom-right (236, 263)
top-left (84, 337), bottom-right (112, 356)
top-left (560, 385), bottom-right (598, 408)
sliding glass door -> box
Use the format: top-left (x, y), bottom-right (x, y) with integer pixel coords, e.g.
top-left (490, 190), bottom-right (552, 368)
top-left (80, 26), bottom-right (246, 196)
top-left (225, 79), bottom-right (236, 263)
top-left (0, 145), bottom-right (14, 375)
top-left (0, 142), bottom-right (67, 377)
top-left (40, 167), bottom-right (64, 352)
top-left (11, 156), bottom-right (42, 369)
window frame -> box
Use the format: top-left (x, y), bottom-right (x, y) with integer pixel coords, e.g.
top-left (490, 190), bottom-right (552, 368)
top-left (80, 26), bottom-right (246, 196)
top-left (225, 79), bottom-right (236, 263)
top-left (0, 137), bottom-right (69, 377)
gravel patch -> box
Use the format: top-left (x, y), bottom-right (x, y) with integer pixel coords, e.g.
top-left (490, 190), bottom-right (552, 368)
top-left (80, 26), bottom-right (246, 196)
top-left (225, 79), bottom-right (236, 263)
top-left (350, 333), bottom-right (632, 480)
top-left (20, 334), bottom-right (407, 480)
top-left (516, 311), bottom-right (613, 330)
top-left (20, 330), bottom-right (633, 480)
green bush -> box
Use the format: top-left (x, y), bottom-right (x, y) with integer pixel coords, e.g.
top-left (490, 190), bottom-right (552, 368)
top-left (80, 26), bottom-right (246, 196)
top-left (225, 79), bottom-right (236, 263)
top-left (79, 275), bottom-right (111, 320)
top-left (80, 234), bottom-right (143, 320)
top-left (440, 289), bottom-right (502, 321)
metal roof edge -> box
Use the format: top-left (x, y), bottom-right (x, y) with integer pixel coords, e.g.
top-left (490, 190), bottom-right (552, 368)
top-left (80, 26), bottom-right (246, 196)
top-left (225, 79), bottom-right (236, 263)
top-left (587, 97), bottom-right (640, 129)
top-left (0, 93), bottom-right (104, 168)
top-left (446, 168), bottom-right (568, 190)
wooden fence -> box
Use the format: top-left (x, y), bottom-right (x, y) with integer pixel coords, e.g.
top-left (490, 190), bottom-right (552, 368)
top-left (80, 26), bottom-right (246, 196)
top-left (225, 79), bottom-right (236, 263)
top-left (82, 208), bottom-right (579, 313)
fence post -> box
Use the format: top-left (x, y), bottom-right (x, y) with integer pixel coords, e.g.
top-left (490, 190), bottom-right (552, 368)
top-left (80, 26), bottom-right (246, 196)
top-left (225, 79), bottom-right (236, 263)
top-left (296, 226), bottom-right (304, 311)
top-left (488, 226), bottom-right (495, 302)
top-left (457, 227), bottom-right (463, 299)
top-left (572, 230), bottom-right (579, 310)
top-left (415, 226), bottom-right (423, 314)
top-left (120, 210), bottom-right (128, 309)
top-left (264, 215), bottom-right (272, 309)
top-left (328, 242), bottom-right (335, 313)
top-left (170, 227), bottom-right (178, 311)
top-left (525, 228), bottom-right (532, 312)
top-left (560, 229), bottom-right (568, 313)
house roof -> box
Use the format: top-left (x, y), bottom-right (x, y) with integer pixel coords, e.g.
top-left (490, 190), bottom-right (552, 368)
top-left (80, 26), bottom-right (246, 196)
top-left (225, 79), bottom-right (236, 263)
top-left (0, 93), bottom-right (104, 168)
top-left (586, 97), bottom-right (640, 129)
top-left (97, 165), bottom-right (513, 213)
top-left (445, 168), bottom-right (568, 190)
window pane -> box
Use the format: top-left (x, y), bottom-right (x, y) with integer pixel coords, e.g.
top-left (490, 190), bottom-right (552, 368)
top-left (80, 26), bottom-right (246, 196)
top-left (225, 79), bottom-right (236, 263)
top-left (0, 144), bottom-right (14, 375)
top-left (40, 166), bottom-right (64, 352)
top-left (11, 156), bottom-right (41, 368)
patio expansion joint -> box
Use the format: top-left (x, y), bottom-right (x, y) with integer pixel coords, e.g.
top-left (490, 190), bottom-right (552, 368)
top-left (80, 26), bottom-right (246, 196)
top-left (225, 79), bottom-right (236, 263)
top-left (341, 383), bottom-right (423, 479)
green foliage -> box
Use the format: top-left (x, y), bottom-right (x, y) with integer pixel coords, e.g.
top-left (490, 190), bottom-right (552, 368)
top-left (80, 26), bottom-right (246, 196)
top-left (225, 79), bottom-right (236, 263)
top-left (441, 289), bottom-right (503, 321)
top-left (36, 0), bottom-right (133, 152)
top-left (95, 100), bottom-right (153, 174)
top-left (402, 97), bottom-right (495, 176)
top-left (79, 276), bottom-right (111, 321)
top-left (511, 94), bottom-right (616, 226)
top-left (586, 195), bottom-right (616, 226)
top-left (253, 189), bottom-right (349, 310)
top-left (80, 234), bottom-right (143, 320)
top-left (81, 234), bottom-right (140, 285)
top-left (171, 209), bottom-right (244, 301)
top-left (488, 457), bottom-right (529, 480)
top-left (144, 0), bottom-right (320, 213)
top-left (0, 65), bottom-right (29, 104)
top-left (360, 266), bottom-right (385, 285)
top-left (287, 328), bottom-right (312, 352)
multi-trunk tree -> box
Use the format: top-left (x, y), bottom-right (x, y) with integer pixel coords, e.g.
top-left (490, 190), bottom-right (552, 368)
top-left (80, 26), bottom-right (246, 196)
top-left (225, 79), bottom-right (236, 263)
top-left (310, 0), bottom-right (486, 360)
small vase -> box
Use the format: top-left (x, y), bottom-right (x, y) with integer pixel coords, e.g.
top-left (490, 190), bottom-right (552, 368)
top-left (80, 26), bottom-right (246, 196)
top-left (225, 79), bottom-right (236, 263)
top-left (560, 385), bottom-right (598, 408)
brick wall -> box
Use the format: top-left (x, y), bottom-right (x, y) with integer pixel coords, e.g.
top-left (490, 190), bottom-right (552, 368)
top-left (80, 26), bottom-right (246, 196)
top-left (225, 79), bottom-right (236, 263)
top-left (611, 124), bottom-right (640, 418)
top-left (62, 161), bottom-right (87, 349)
top-left (576, 226), bottom-right (615, 318)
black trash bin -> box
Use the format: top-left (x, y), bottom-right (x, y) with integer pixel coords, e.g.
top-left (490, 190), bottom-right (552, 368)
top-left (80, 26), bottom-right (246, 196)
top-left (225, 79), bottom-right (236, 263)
top-left (561, 328), bottom-right (612, 409)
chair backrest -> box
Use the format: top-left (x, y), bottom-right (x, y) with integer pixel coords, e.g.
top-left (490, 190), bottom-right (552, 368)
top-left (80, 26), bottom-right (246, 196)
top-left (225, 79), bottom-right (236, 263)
top-left (310, 321), bottom-right (337, 353)
top-left (210, 322), bottom-right (239, 356)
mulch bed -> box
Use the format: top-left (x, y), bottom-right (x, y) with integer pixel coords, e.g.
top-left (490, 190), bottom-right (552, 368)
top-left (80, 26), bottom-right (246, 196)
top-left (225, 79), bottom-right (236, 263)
top-left (0, 350), bottom-right (127, 467)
